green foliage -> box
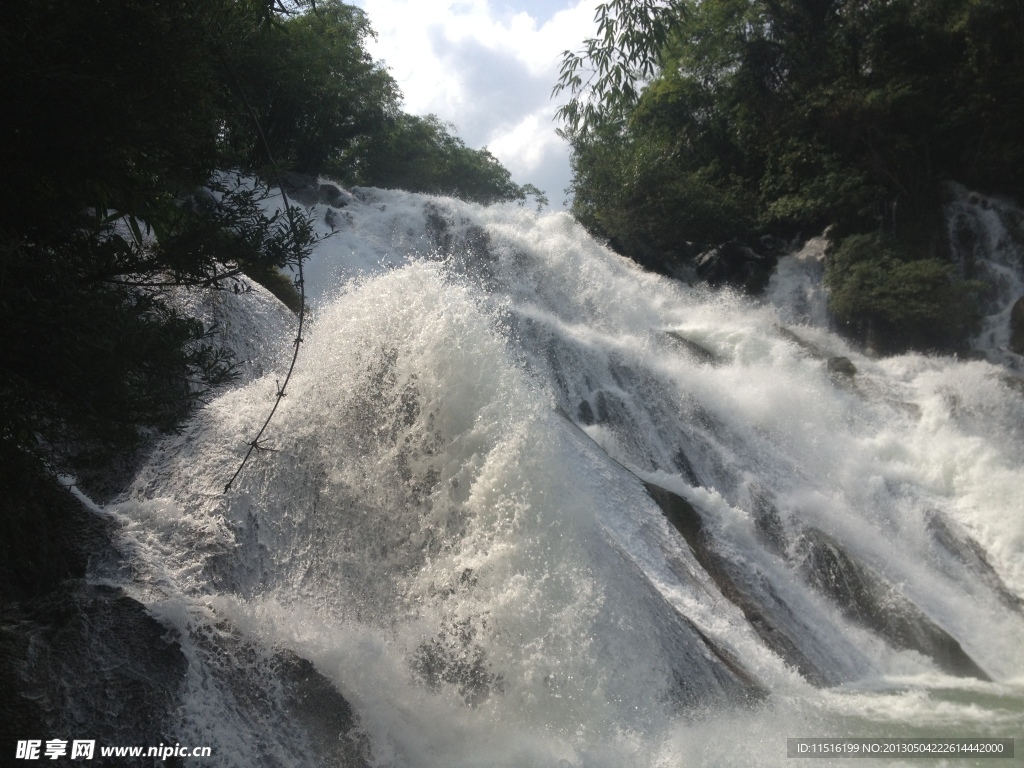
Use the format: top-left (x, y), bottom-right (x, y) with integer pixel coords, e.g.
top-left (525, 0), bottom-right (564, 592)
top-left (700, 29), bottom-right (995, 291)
top-left (221, 1), bottom-right (543, 204)
top-left (222, 0), bottom-right (400, 174)
top-left (567, 123), bottom-right (753, 267)
top-left (559, 0), bottom-right (1023, 348)
top-left (826, 233), bottom-right (983, 353)
top-left (0, 178), bottom-right (319, 477)
top-left (554, 0), bottom-right (686, 134)
top-left (1, 0), bottom-right (537, 493)
top-left (0, 0), bottom-right (317, 482)
top-left (564, 0), bottom-right (1024, 226)
top-left (2, 0), bottom-right (225, 231)
top-left (334, 114), bottom-right (546, 207)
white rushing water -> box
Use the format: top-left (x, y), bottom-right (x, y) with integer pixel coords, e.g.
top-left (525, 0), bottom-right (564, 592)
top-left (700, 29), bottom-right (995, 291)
top-left (945, 183), bottom-right (1024, 367)
top-left (104, 187), bottom-right (1023, 766)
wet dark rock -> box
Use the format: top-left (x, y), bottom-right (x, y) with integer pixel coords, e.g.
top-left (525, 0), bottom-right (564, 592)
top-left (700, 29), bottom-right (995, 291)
top-left (610, 536), bottom-right (770, 707)
top-left (672, 447), bottom-right (701, 486)
top-left (663, 331), bottom-right (721, 365)
top-left (680, 618), bottom-right (768, 702)
top-left (279, 172), bottom-right (354, 207)
top-left (324, 207), bottom-right (343, 230)
top-left (594, 390), bottom-right (618, 424)
top-left (645, 482), bottom-right (704, 546)
top-left (1, 461), bottom-right (184, 759)
top-left (1010, 295), bottom-right (1024, 354)
top-left (926, 511), bottom-right (1024, 614)
top-left (748, 485), bottom-right (787, 556)
top-left (827, 357), bottom-right (857, 378)
top-left (776, 326), bottom-right (827, 358)
top-left (279, 171), bottom-right (322, 206)
top-left (1, 464), bottom-right (188, 761)
top-left (3, 583), bottom-right (187, 757)
top-left (795, 528), bottom-right (990, 680)
top-left (276, 651), bottom-right (370, 767)
top-left (319, 182), bottom-right (348, 207)
top-left (695, 240), bottom-right (778, 295)
top-left (1, 462), bottom-right (370, 766)
top-left (191, 620), bottom-right (371, 766)
top-left (577, 399), bottom-right (596, 425)
top-left (644, 482), bottom-right (834, 686)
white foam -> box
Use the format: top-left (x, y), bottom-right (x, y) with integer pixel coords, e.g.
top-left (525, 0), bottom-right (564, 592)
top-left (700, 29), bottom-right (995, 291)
top-left (105, 187), bottom-right (1024, 766)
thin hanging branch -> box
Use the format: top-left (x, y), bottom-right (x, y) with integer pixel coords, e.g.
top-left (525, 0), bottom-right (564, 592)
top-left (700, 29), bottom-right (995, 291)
top-left (207, 20), bottom-right (309, 494)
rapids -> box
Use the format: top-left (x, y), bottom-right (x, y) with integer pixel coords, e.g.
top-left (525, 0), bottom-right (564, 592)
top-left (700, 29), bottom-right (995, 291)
top-left (104, 186), bottom-right (1023, 766)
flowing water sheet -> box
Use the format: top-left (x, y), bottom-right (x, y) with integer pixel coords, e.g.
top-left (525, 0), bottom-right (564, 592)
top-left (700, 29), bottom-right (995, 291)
top-left (105, 187), bottom-right (1024, 767)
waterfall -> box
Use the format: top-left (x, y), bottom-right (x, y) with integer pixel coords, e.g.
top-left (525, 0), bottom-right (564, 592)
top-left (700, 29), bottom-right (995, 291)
top-left (97, 187), bottom-right (1022, 766)
top-left (945, 183), bottom-right (1024, 367)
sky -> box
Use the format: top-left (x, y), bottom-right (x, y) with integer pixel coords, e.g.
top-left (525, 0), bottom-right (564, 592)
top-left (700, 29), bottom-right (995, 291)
top-left (348, 0), bottom-right (602, 208)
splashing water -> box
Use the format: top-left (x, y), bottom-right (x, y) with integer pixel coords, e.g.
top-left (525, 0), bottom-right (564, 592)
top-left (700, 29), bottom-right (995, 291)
top-left (104, 187), bottom-right (1024, 766)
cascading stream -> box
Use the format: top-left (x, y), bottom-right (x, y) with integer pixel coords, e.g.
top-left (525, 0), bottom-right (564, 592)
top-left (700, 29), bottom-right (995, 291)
top-left (945, 182), bottom-right (1024, 366)
top-left (104, 187), bottom-right (1024, 767)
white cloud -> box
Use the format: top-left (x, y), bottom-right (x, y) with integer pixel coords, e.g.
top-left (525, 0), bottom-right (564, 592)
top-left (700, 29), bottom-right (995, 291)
top-left (351, 0), bottom-right (600, 206)
top-left (487, 111), bottom-right (559, 173)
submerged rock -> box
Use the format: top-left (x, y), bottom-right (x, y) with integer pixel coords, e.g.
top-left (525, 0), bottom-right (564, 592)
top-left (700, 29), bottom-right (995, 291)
top-left (999, 373), bottom-right (1024, 396)
top-left (775, 325), bottom-right (827, 358)
top-left (576, 398), bottom-right (596, 425)
top-left (795, 528), bottom-right (990, 680)
top-left (644, 482), bottom-right (835, 687)
top-left (324, 207), bottom-right (344, 230)
top-left (747, 485), bottom-right (787, 557)
top-left (827, 356), bottom-right (857, 378)
top-left (662, 331), bottom-right (722, 365)
top-left (188, 620), bottom-right (371, 766)
top-left (413, 616), bottom-right (505, 708)
top-left (672, 447), bottom-right (702, 487)
top-left (925, 511), bottom-right (1024, 615)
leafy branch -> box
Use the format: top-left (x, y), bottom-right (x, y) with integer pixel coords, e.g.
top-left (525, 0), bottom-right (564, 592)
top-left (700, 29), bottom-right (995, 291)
top-left (552, 0), bottom-right (684, 135)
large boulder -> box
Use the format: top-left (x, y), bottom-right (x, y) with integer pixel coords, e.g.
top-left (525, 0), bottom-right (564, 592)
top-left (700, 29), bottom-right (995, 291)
top-left (694, 239), bottom-right (778, 295)
top-left (279, 171), bottom-right (322, 206)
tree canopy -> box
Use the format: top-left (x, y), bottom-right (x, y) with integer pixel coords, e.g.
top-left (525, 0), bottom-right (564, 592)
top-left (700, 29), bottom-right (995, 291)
top-left (0, 0), bottom-right (541, 493)
top-left (556, 0), bottom-right (1024, 351)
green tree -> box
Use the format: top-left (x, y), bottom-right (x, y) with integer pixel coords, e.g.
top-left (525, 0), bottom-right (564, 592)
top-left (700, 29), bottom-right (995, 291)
top-left (556, 0), bottom-right (1024, 351)
top-left (826, 233), bottom-right (983, 353)
top-left (221, 1), bottom-right (544, 205)
top-left (0, 0), bottom-right (318, 485)
top-left (222, 0), bottom-right (401, 174)
top-left (338, 113), bottom-right (546, 206)
top-left (1, 0), bottom-right (540, 495)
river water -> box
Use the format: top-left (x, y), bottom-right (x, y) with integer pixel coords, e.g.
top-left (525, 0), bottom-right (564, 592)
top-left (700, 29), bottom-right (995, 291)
top-left (104, 187), bottom-right (1023, 766)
